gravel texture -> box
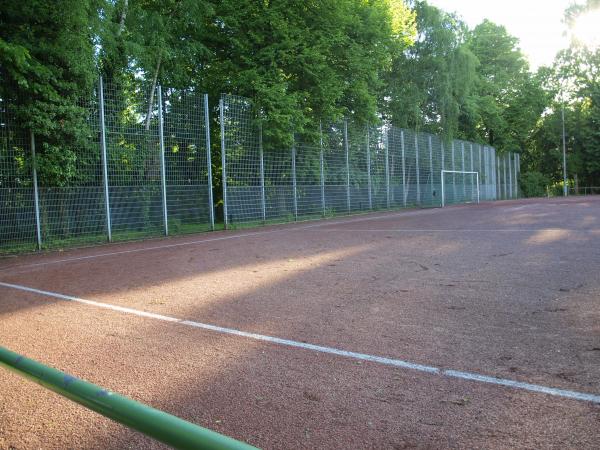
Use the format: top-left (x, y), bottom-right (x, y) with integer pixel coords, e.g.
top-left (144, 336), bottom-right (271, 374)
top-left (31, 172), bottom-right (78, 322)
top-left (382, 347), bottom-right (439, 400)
top-left (1, 197), bottom-right (600, 449)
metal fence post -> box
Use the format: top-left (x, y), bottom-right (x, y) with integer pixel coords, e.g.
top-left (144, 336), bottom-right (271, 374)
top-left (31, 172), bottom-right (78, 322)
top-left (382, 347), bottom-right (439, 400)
top-left (512, 153), bottom-right (517, 198)
top-left (513, 153), bottom-right (517, 198)
top-left (485, 147), bottom-right (489, 200)
top-left (291, 137), bottom-right (298, 220)
top-left (470, 143), bottom-right (474, 172)
top-left (483, 147), bottom-right (488, 200)
top-left (470, 143), bottom-right (474, 201)
top-left (490, 151), bottom-right (494, 199)
top-left (496, 155), bottom-right (501, 200)
top-left (484, 147), bottom-right (489, 200)
top-left (428, 135), bottom-right (433, 205)
top-left (385, 128), bottom-right (390, 209)
top-left (497, 154), bottom-right (501, 199)
top-left (477, 144), bottom-right (481, 174)
top-left (492, 148), bottom-right (498, 200)
top-left (400, 130), bottom-right (406, 206)
top-left (492, 147), bottom-right (502, 199)
top-left (203, 94), bottom-right (215, 230)
top-left (415, 133), bottom-right (420, 205)
top-left (344, 119), bottom-right (350, 213)
top-left (30, 131), bottom-right (42, 250)
top-left (489, 150), bottom-right (493, 199)
top-left (515, 154), bottom-right (520, 198)
top-left (441, 141), bottom-right (445, 206)
top-left (0, 346), bottom-right (257, 450)
top-left (508, 153), bottom-right (513, 199)
top-left (489, 148), bottom-right (492, 200)
top-left (319, 121), bottom-right (325, 216)
top-left (157, 85), bottom-right (169, 236)
top-left (98, 76), bottom-right (112, 242)
top-left (489, 148), bottom-right (494, 200)
top-left (259, 123), bottom-right (266, 222)
top-left (517, 154), bottom-right (521, 198)
top-left (503, 153), bottom-right (508, 200)
top-left (461, 142), bottom-right (466, 200)
top-left (500, 154), bottom-right (504, 199)
top-left (478, 144), bottom-right (482, 199)
top-left (451, 141), bottom-right (456, 202)
top-left (366, 127), bottom-right (372, 210)
top-left (219, 98), bottom-right (228, 229)
top-left (441, 170), bottom-right (445, 207)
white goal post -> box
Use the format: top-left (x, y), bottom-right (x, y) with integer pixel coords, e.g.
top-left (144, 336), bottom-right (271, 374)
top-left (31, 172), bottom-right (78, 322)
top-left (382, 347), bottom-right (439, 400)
top-left (441, 170), bottom-right (480, 207)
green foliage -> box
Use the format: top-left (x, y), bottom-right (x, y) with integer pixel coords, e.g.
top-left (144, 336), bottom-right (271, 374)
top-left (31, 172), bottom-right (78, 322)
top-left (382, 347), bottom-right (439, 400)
top-left (464, 20), bottom-right (545, 152)
top-left (0, 0), bottom-right (98, 185)
top-left (5, 0), bottom-right (595, 191)
top-left (385, 1), bottom-right (475, 138)
top-left (519, 171), bottom-right (550, 198)
top-left (524, 0), bottom-right (600, 188)
top-left (198, 0), bottom-right (414, 148)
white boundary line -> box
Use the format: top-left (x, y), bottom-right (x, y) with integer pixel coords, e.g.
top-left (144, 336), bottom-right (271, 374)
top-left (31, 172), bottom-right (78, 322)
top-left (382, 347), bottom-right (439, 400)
top-left (0, 207), bottom-right (454, 272)
top-left (0, 229), bottom-right (289, 271)
top-left (1, 201), bottom-right (593, 273)
top-left (303, 228), bottom-right (586, 233)
top-left (1, 280), bottom-right (599, 405)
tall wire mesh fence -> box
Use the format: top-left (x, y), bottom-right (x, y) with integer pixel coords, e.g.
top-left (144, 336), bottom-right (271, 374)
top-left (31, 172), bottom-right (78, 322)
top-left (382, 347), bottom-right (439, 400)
top-left (295, 140), bottom-right (323, 217)
top-left (37, 92), bottom-right (106, 247)
top-left (369, 126), bottom-right (388, 210)
top-left (1, 88), bottom-right (521, 254)
top-left (163, 90), bottom-right (213, 233)
top-left (0, 96), bottom-right (37, 253)
top-left (103, 79), bottom-right (164, 238)
top-left (219, 94), bottom-right (519, 227)
top-left (219, 95), bottom-right (262, 224)
top-left (0, 78), bottom-right (213, 254)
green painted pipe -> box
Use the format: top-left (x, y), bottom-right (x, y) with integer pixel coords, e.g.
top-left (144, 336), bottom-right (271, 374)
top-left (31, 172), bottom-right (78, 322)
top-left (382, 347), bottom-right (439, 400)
top-left (0, 346), bottom-right (258, 450)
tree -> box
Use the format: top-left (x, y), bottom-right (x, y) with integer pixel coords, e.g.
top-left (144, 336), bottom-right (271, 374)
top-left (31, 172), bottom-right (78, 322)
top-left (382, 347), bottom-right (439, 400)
top-left (198, 0), bottom-right (414, 145)
top-left (0, 0), bottom-right (98, 186)
top-left (385, 1), bottom-right (476, 139)
top-left (527, 1), bottom-right (600, 188)
top-left (464, 20), bottom-right (544, 152)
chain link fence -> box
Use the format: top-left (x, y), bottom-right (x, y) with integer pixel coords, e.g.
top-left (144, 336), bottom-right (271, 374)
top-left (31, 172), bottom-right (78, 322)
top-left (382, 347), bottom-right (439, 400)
top-left (1, 88), bottom-right (521, 254)
top-left (220, 94), bottom-right (519, 227)
top-left (0, 78), bottom-right (213, 254)
top-left (568, 187), bottom-right (600, 196)
top-left (0, 96), bottom-right (37, 253)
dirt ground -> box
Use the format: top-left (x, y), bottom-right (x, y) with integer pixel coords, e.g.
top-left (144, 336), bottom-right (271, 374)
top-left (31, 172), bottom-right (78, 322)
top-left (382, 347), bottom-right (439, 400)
top-left (1, 197), bottom-right (599, 449)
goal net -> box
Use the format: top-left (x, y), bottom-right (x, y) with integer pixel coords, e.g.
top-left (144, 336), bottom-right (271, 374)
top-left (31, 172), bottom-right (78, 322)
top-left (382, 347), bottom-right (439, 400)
top-left (441, 170), bottom-right (480, 207)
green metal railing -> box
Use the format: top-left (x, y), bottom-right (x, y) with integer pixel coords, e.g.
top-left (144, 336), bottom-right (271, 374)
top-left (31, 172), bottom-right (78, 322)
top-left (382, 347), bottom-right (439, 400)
top-left (0, 346), bottom-right (258, 450)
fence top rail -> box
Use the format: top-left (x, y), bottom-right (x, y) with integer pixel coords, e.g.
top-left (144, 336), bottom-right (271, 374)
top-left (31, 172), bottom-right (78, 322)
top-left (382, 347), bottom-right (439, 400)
top-left (0, 346), bottom-right (257, 450)
top-left (441, 170), bottom-right (479, 175)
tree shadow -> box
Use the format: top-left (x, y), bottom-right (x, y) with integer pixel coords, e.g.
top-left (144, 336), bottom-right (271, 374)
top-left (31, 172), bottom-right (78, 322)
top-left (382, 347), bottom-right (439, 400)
top-left (1, 197), bottom-right (600, 448)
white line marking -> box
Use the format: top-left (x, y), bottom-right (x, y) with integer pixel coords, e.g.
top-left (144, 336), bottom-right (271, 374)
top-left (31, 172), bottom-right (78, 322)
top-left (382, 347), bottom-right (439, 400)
top-left (2, 281), bottom-right (599, 404)
top-left (0, 207), bottom-right (455, 272)
top-left (296, 207), bottom-right (447, 229)
top-left (444, 370), bottom-right (600, 403)
top-left (0, 230), bottom-right (289, 271)
top-left (305, 228), bottom-right (590, 233)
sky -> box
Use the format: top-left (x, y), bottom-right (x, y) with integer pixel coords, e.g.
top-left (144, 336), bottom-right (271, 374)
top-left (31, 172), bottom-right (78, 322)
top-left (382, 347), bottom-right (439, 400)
top-left (427, 0), bottom-right (575, 70)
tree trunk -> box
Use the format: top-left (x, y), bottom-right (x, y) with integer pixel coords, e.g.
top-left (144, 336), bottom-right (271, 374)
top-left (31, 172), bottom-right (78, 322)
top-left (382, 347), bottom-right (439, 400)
top-left (118, 0), bottom-right (128, 36)
top-left (145, 54), bottom-right (162, 131)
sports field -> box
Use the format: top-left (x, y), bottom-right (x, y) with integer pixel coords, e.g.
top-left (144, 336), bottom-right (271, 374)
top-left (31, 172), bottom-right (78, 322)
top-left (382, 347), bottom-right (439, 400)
top-left (1, 197), bottom-right (599, 449)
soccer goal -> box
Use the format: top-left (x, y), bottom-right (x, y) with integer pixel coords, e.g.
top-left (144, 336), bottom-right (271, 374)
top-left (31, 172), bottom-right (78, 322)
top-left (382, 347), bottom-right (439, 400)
top-left (441, 170), bottom-right (480, 207)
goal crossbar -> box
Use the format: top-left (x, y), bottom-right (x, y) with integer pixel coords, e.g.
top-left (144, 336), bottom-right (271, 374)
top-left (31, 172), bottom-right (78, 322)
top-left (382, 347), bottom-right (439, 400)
top-left (441, 170), bottom-right (480, 207)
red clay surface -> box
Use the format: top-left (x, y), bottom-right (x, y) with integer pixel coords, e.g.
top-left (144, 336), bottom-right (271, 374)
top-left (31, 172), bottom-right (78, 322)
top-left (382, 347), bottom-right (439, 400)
top-left (1, 197), bottom-right (600, 449)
